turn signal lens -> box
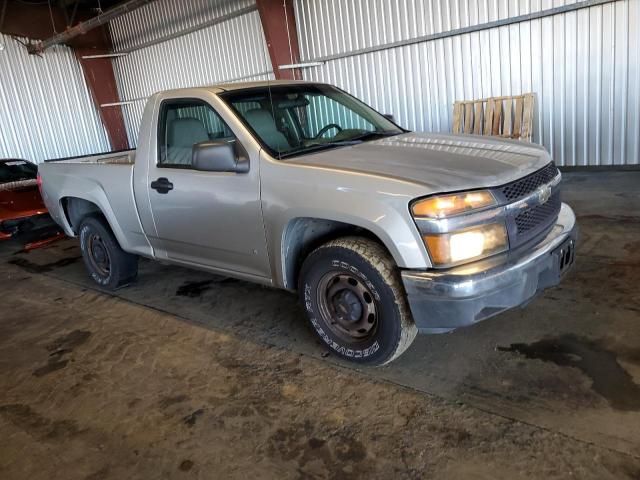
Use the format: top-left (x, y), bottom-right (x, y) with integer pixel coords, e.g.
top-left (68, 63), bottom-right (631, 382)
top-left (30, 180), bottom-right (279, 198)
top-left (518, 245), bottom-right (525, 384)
top-left (424, 223), bottom-right (508, 266)
top-left (412, 191), bottom-right (496, 218)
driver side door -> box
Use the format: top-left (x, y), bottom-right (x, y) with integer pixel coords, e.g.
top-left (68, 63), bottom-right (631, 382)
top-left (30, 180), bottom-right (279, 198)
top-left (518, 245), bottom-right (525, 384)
top-left (146, 98), bottom-right (271, 280)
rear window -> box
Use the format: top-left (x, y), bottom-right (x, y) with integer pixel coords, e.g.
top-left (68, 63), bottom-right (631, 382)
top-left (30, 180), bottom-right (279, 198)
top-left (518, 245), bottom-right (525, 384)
top-left (0, 160), bottom-right (37, 184)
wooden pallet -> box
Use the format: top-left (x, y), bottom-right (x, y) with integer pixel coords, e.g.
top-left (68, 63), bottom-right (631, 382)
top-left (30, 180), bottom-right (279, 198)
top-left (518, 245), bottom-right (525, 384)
top-left (452, 93), bottom-right (535, 141)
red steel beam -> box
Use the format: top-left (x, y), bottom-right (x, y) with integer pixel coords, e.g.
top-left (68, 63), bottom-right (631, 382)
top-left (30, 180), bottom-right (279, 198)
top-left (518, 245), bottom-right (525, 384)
top-left (256, 0), bottom-right (302, 80)
top-left (75, 48), bottom-right (129, 151)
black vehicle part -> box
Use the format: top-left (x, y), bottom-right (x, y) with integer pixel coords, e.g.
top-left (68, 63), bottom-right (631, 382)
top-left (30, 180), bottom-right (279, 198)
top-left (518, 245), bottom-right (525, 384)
top-left (78, 216), bottom-right (138, 290)
top-left (299, 236), bottom-right (417, 365)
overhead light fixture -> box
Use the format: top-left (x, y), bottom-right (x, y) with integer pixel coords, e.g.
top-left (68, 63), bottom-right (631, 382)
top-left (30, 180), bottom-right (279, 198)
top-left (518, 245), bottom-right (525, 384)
top-left (100, 97), bottom-right (147, 107)
top-left (278, 61), bottom-right (325, 71)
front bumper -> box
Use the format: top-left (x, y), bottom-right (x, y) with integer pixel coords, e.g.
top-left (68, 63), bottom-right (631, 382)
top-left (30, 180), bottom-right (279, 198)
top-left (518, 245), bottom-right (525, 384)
top-left (402, 203), bottom-right (578, 333)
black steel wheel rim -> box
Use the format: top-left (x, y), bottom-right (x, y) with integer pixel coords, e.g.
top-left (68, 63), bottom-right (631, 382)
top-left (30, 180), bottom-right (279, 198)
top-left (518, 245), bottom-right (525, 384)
top-left (87, 233), bottom-right (111, 278)
top-left (317, 271), bottom-right (378, 343)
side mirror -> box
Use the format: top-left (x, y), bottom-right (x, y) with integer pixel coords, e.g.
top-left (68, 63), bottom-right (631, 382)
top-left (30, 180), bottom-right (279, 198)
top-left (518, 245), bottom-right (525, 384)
top-left (383, 113), bottom-right (396, 123)
top-left (192, 141), bottom-right (249, 173)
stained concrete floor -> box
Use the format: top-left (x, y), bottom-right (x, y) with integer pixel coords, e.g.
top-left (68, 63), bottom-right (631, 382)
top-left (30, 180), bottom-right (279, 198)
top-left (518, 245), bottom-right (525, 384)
top-left (0, 171), bottom-right (639, 479)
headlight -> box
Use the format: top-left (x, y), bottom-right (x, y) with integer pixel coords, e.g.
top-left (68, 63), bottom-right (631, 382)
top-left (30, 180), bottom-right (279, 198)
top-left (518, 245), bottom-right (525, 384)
top-left (423, 223), bottom-right (508, 266)
top-left (412, 190), bottom-right (496, 218)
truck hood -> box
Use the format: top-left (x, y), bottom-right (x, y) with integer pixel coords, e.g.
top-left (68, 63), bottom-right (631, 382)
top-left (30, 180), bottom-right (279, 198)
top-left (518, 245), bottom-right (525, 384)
top-left (290, 132), bottom-right (551, 192)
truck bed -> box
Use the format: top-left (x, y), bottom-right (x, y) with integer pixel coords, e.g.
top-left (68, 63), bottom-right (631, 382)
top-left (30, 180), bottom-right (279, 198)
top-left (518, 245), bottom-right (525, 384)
top-left (38, 149), bottom-right (143, 251)
top-left (46, 150), bottom-right (135, 165)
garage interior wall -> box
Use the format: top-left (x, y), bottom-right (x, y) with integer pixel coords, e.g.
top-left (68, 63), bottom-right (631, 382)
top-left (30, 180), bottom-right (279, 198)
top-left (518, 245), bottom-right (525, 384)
top-left (295, 0), bottom-right (640, 166)
top-left (0, 34), bottom-right (110, 163)
top-left (108, 0), bottom-right (274, 146)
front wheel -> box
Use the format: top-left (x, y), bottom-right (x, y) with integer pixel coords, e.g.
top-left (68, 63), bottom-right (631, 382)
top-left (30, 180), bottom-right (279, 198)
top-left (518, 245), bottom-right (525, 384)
top-left (299, 237), bottom-right (417, 365)
top-left (79, 216), bottom-right (138, 290)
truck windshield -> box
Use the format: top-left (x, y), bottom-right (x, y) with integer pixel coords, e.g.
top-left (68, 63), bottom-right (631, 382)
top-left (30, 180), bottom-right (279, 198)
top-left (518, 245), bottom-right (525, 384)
top-left (220, 84), bottom-right (404, 159)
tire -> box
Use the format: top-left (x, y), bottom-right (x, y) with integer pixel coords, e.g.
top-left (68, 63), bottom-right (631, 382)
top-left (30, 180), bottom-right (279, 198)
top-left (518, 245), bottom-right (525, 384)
top-left (299, 236), bottom-right (417, 365)
top-left (78, 216), bottom-right (138, 290)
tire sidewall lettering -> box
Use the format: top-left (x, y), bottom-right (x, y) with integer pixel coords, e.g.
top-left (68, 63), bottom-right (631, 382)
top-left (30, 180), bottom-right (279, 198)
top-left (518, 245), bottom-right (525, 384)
top-left (308, 313), bottom-right (380, 358)
top-left (79, 226), bottom-right (89, 251)
top-left (330, 259), bottom-right (380, 301)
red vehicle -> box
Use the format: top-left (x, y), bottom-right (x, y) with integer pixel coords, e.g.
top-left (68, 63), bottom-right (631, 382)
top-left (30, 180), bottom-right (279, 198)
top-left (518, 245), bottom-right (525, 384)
top-left (0, 159), bottom-right (61, 249)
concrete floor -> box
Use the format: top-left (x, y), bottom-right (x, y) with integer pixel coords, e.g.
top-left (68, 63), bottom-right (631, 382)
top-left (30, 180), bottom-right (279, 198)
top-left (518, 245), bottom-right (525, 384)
top-left (0, 171), bottom-right (639, 479)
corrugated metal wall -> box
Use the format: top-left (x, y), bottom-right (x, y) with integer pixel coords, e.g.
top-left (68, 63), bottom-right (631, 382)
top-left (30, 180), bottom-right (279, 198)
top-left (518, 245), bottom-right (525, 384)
top-left (109, 0), bottom-right (273, 145)
top-left (294, 0), bottom-right (640, 166)
top-left (0, 34), bottom-right (109, 163)
top-left (109, 0), bottom-right (255, 51)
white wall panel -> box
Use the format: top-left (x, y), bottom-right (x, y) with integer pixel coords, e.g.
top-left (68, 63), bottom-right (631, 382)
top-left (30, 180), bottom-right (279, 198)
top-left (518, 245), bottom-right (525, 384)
top-left (295, 0), bottom-right (639, 166)
top-left (294, 0), bottom-right (581, 61)
top-left (0, 34), bottom-right (109, 163)
top-left (110, 7), bottom-right (273, 146)
top-left (110, 0), bottom-right (256, 51)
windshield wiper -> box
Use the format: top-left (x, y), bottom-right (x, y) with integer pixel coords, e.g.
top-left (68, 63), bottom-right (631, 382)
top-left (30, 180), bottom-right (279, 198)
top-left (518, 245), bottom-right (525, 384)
top-left (279, 131), bottom-right (402, 159)
top-left (279, 142), bottom-right (352, 159)
top-left (345, 130), bottom-right (402, 142)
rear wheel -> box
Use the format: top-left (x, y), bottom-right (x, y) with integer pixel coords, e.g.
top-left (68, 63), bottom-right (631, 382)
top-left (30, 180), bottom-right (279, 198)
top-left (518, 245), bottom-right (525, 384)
top-left (299, 237), bottom-right (417, 365)
top-left (78, 216), bottom-right (137, 290)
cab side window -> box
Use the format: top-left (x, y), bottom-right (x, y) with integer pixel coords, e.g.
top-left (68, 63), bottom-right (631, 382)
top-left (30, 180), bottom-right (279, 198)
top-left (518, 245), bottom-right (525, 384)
top-left (158, 100), bottom-right (234, 167)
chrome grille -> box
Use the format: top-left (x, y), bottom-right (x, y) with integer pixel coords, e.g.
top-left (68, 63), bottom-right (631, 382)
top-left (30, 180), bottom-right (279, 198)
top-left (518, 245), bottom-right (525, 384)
top-left (501, 163), bottom-right (559, 201)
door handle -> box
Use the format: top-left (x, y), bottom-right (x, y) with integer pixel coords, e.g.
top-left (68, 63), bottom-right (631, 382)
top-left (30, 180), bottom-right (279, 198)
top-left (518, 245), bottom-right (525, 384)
top-left (150, 177), bottom-right (173, 194)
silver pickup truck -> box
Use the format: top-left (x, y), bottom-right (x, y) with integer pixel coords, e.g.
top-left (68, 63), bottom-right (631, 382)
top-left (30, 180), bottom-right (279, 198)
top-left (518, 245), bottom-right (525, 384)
top-left (39, 80), bottom-right (577, 364)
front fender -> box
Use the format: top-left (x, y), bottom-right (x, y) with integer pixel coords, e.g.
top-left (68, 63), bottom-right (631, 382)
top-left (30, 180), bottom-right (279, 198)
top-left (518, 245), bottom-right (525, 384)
top-left (261, 156), bottom-right (433, 289)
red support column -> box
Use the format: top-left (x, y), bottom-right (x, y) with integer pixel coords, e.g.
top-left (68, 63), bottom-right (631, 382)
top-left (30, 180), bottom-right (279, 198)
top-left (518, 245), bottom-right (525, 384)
top-left (256, 0), bottom-right (302, 80)
top-left (74, 48), bottom-right (130, 151)
top-left (2, 3), bottom-right (129, 151)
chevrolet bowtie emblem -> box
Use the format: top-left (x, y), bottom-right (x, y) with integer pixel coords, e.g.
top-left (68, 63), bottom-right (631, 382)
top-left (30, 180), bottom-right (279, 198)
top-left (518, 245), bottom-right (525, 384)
top-left (537, 184), bottom-right (552, 204)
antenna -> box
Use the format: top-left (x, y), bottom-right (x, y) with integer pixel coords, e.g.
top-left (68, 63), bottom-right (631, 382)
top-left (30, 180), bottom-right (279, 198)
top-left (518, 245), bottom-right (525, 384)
top-left (262, 2), bottom-right (284, 159)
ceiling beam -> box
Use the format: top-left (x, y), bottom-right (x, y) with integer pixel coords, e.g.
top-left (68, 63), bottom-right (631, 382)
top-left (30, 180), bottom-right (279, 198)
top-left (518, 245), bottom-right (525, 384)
top-left (1, 0), bottom-right (118, 50)
top-left (27, 0), bottom-right (155, 55)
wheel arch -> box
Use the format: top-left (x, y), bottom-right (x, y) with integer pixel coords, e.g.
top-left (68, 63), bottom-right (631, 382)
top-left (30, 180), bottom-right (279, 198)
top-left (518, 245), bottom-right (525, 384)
top-left (61, 197), bottom-right (105, 234)
top-left (280, 217), bottom-right (396, 290)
